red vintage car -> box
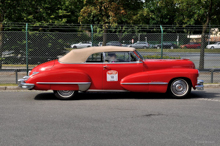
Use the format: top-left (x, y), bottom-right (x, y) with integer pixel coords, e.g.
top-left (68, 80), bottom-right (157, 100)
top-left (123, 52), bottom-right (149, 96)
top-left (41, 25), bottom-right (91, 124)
top-left (18, 46), bottom-right (204, 99)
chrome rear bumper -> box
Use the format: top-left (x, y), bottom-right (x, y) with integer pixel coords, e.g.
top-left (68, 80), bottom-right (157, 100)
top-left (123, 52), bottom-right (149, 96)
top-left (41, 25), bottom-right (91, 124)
top-left (195, 80), bottom-right (204, 90)
top-left (18, 76), bottom-right (34, 90)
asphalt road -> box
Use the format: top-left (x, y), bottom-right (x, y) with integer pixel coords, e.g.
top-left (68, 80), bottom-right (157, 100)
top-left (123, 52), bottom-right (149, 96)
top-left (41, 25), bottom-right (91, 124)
top-left (0, 89), bottom-right (220, 146)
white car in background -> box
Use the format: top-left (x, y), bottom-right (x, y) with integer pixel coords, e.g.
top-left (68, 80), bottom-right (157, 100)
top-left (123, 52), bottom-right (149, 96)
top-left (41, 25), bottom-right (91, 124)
top-left (206, 42), bottom-right (220, 49)
top-left (71, 42), bottom-right (92, 48)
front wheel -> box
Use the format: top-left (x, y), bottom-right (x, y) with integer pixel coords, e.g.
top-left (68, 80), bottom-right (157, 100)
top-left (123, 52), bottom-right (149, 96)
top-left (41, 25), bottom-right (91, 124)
top-left (54, 90), bottom-right (78, 100)
top-left (168, 78), bottom-right (191, 98)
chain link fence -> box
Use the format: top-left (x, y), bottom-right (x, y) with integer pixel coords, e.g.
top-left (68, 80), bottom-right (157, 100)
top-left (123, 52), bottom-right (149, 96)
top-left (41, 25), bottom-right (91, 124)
top-left (1, 31), bottom-right (220, 84)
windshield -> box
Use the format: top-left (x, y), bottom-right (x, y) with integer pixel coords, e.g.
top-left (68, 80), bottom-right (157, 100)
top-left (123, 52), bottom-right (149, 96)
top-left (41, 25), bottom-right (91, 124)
top-left (134, 50), bottom-right (144, 60)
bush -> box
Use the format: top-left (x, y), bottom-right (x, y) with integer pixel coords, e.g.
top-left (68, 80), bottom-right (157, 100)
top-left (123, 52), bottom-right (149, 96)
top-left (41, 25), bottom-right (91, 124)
top-left (143, 55), bottom-right (181, 59)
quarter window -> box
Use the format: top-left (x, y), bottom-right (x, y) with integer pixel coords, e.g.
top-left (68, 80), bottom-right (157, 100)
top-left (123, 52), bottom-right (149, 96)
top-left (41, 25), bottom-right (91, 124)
top-left (86, 53), bottom-right (103, 62)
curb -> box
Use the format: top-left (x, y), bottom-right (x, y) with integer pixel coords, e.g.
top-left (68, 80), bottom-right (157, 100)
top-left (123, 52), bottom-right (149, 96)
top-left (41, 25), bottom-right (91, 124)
top-left (0, 86), bottom-right (27, 90)
top-left (0, 84), bottom-right (220, 91)
top-left (204, 84), bottom-right (220, 88)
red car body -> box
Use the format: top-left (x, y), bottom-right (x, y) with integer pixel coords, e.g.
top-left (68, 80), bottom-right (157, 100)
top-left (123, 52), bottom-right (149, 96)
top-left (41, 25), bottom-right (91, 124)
top-left (18, 46), bottom-right (203, 99)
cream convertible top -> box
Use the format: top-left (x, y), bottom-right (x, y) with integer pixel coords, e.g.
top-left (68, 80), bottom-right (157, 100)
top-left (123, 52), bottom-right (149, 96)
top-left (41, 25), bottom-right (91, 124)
top-left (59, 46), bottom-right (136, 63)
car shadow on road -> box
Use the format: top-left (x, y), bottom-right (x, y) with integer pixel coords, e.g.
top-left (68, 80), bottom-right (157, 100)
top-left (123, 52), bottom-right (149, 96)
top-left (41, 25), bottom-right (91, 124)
top-left (190, 90), bottom-right (219, 99)
top-left (34, 90), bottom-right (213, 100)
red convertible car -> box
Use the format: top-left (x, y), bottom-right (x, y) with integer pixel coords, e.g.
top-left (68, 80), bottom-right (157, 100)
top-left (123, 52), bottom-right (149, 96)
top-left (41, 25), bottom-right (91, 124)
top-left (18, 46), bottom-right (203, 99)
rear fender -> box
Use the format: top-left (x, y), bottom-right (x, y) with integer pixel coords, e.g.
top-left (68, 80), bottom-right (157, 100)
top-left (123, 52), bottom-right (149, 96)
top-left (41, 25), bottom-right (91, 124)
top-left (26, 69), bottom-right (91, 91)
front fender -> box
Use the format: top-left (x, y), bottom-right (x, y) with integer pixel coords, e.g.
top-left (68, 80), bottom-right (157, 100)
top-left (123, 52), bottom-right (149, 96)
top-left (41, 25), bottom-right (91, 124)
top-left (26, 69), bottom-right (91, 91)
top-left (121, 69), bottom-right (199, 93)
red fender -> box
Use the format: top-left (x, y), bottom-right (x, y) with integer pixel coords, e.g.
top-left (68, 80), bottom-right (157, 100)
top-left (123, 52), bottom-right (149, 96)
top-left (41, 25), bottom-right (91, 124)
top-left (121, 69), bottom-right (199, 93)
top-left (26, 69), bottom-right (91, 91)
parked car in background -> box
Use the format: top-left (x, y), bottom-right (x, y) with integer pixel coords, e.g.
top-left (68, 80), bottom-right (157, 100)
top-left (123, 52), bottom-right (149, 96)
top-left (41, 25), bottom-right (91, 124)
top-left (128, 41), bottom-right (149, 49)
top-left (180, 42), bottom-right (201, 49)
top-left (122, 44), bottom-right (129, 47)
top-left (154, 43), bottom-right (178, 49)
top-left (18, 46), bottom-right (203, 100)
top-left (106, 41), bottom-right (122, 46)
top-left (98, 42), bottom-right (103, 46)
top-left (2, 51), bottom-right (14, 57)
top-left (206, 42), bottom-right (220, 49)
top-left (71, 42), bottom-right (92, 48)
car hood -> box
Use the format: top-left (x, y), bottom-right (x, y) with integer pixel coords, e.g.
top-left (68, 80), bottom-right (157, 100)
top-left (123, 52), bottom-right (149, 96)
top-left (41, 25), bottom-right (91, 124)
top-left (143, 59), bottom-right (195, 70)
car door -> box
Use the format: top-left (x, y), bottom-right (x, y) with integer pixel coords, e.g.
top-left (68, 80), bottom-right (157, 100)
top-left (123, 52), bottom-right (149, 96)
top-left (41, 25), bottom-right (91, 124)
top-left (102, 51), bottom-right (144, 90)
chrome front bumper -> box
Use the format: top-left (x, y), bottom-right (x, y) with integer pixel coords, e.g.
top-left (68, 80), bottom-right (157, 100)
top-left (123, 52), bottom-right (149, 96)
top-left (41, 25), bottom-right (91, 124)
top-left (195, 80), bottom-right (204, 90)
top-left (18, 76), bottom-right (35, 90)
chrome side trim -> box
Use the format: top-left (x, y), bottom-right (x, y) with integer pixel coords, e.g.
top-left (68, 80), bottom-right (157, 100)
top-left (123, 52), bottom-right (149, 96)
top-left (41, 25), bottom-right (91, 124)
top-left (36, 82), bottom-right (91, 85)
top-left (121, 82), bottom-right (168, 85)
top-left (59, 62), bottom-right (142, 64)
top-left (36, 82), bottom-right (91, 91)
top-left (78, 83), bottom-right (91, 91)
top-left (88, 89), bottom-right (129, 92)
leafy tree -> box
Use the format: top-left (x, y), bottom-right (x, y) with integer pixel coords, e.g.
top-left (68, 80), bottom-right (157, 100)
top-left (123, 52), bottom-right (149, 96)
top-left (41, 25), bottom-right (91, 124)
top-left (174, 0), bottom-right (220, 69)
top-left (133, 0), bottom-right (178, 25)
top-left (78, 0), bottom-right (144, 45)
top-left (0, 0), bottom-right (84, 68)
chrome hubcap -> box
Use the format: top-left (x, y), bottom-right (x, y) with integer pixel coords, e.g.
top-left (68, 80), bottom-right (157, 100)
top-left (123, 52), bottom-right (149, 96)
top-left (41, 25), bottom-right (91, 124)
top-left (171, 79), bottom-right (188, 97)
top-left (57, 90), bottom-right (75, 98)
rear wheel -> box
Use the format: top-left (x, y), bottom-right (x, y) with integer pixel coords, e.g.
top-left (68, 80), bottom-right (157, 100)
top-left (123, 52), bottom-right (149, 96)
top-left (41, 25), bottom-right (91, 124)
top-left (168, 78), bottom-right (191, 98)
top-left (54, 90), bottom-right (78, 100)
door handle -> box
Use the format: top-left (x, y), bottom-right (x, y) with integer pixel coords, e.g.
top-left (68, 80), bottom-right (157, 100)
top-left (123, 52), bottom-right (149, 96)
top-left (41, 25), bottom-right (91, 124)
top-left (103, 66), bottom-right (110, 70)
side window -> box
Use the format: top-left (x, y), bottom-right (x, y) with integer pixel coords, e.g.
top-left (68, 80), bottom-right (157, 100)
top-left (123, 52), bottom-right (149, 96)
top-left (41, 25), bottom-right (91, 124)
top-left (86, 53), bottom-right (103, 62)
top-left (105, 52), bottom-right (138, 63)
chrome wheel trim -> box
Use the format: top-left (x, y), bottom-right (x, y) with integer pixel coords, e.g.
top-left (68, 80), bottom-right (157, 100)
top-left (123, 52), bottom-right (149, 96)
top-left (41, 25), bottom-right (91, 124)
top-left (57, 90), bottom-right (75, 98)
top-left (171, 79), bottom-right (189, 97)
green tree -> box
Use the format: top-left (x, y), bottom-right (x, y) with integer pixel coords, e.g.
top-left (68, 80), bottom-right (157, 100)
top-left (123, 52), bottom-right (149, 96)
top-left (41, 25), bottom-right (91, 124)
top-left (78, 0), bottom-right (144, 45)
top-left (0, 0), bottom-right (84, 68)
top-left (174, 0), bottom-right (220, 69)
top-left (133, 0), bottom-right (178, 25)
top-left (0, 0), bottom-right (83, 24)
